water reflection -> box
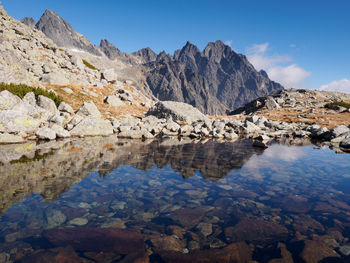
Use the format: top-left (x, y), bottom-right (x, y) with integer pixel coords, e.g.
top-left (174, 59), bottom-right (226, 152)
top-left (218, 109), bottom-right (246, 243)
top-left (0, 137), bottom-right (349, 262)
top-left (0, 137), bottom-right (262, 215)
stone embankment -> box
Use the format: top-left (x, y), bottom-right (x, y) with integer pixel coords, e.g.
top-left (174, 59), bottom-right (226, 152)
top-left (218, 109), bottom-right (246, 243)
top-left (0, 89), bottom-right (349, 154)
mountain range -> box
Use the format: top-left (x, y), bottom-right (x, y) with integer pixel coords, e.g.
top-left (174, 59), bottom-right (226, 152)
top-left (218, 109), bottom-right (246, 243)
top-left (20, 9), bottom-right (283, 114)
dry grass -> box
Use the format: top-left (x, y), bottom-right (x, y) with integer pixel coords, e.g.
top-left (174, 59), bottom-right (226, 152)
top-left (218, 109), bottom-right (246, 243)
top-left (46, 82), bottom-right (150, 120)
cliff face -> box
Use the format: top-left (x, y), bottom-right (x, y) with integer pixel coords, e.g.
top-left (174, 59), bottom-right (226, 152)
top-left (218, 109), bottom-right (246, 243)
top-left (143, 41), bottom-right (284, 115)
top-left (35, 9), bottom-right (101, 56)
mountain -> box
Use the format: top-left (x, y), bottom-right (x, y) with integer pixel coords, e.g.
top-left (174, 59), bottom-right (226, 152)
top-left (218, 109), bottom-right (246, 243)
top-left (143, 41), bottom-right (284, 115)
top-left (132, 48), bottom-right (157, 63)
top-left (35, 9), bottom-right (101, 56)
top-left (99, 39), bottom-right (122, 60)
top-left (22, 8), bottom-right (283, 115)
top-left (21, 17), bottom-right (36, 28)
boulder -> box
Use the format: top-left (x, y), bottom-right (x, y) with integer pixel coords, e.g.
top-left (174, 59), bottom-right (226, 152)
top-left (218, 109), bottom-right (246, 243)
top-left (331, 125), bottom-right (350, 138)
top-left (146, 101), bottom-right (209, 124)
top-left (58, 102), bottom-right (74, 114)
top-left (36, 127), bottom-right (56, 140)
top-left (37, 95), bottom-right (58, 113)
top-left (23, 92), bottom-right (36, 106)
top-left (101, 68), bottom-right (116, 82)
top-left (41, 72), bottom-right (69, 85)
top-left (265, 96), bottom-right (280, 110)
top-left (0, 110), bottom-right (41, 133)
top-left (76, 101), bottom-right (101, 118)
top-left (70, 55), bottom-right (84, 70)
top-left (51, 124), bottom-right (70, 138)
top-left (117, 130), bottom-right (143, 139)
top-left (70, 117), bottom-right (113, 136)
top-left (0, 133), bottom-right (25, 144)
top-left (105, 95), bottom-right (124, 107)
top-left (0, 90), bottom-right (22, 110)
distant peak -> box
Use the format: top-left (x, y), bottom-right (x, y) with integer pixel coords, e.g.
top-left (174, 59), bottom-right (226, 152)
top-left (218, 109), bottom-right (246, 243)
top-left (42, 9), bottom-right (59, 17)
top-left (180, 41), bottom-right (200, 55)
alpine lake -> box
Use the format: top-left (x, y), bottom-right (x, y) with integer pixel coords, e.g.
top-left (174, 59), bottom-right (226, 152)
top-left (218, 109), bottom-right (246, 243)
top-left (0, 136), bottom-right (349, 263)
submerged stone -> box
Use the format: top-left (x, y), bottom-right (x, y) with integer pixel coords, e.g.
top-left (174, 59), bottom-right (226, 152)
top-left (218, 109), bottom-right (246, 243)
top-left (43, 228), bottom-right (145, 254)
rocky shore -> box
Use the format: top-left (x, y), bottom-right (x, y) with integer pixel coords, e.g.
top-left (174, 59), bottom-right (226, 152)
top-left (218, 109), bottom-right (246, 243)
top-left (1, 88), bottom-right (350, 155)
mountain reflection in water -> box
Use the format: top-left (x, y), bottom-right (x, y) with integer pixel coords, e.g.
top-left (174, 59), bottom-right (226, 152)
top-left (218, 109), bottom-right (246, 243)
top-left (0, 136), bottom-right (349, 262)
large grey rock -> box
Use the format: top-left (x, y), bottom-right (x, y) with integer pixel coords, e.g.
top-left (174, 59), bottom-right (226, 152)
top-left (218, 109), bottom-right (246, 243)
top-left (70, 117), bottom-right (113, 136)
top-left (105, 95), bottom-right (124, 107)
top-left (146, 101), bottom-right (209, 124)
top-left (70, 55), bottom-right (84, 70)
top-left (0, 133), bottom-right (25, 144)
top-left (101, 68), bottom-right (116, 82)
top-left (331, 125), bottom-right (350, 138)
top-left (0, 90), bottom-right (22, 110)
top-left (23, 92), bottom-right (36, 106)
top-left (76, 101), bottom-right (101, 118)
top-left (265, 96), bottom-right (280, 110)
top-left (0, 110), bottom-right (41, 133)
top-left (37, 95), bottom-right (58, 113)
top-left (35, 9), bottom-right (101, 56)
top-left (36, 127), bottom-right (56, 140)
top-left (41, 72), bottom-right (69, 85)
top-left (58, 102), bottom-right (74, 114)
top-left (51, 124), bottom-right (70, 138)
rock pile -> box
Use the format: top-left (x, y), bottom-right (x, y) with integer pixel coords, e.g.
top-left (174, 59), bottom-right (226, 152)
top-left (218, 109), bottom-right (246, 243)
top-left (1, 90), bottom-right (349, 153)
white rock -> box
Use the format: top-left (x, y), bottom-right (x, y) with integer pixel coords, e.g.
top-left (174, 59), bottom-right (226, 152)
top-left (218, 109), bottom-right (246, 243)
top-left (58, 102), bottom-right (74, 114)
top-left (101, 68), bottom-right (116, 82)
top-left (23, 92), bottom-right (36, 106)
top-left (105, 95), bottom-right (124, 107)
top-left (0, 133), bottom-right (25, 144)
top-left (37, 95), bottom-right (57, 113)
top-left (41, 72), bottom-right (69, 85)
top-left (76, 101), bottom-right (101, 118)
top-left (0, 90), bottom-right (22, 110)
top-left (36, 127), bottom-right (56, 140)
top-left (51, 124), bottom-right (70, 138)
top-left (70, 117), bottom-right (113, 136)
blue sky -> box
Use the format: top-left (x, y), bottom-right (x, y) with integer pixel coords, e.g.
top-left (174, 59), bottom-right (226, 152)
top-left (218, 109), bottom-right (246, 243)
top-left (3, 0), bottom-right (350, 92)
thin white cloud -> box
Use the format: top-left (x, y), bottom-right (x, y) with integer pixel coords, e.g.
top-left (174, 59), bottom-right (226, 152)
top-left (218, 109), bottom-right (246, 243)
top-left (224, 40), bottom-right (232, 47)
top-left (248, 54), bottom-right (292, 71)
top-left (268, 64), bottom-right (311, 89)
top-left (246, 43), bottom-right (310, 89)
top-left (289, 43), bottom-right (296, 48)
top-left (247, 42), bottom-right (269, 54)
top-left (320, 79), bottom-right (350, 94)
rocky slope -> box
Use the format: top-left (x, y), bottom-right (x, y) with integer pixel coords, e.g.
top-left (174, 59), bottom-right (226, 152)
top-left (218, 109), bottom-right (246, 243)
top-left (35, 9), bottom-right (101, 56)
top-left (143, 41), bottom-right (284, 115)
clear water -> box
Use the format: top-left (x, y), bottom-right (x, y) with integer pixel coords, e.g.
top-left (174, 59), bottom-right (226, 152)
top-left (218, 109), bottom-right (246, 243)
top-left (0, 137), bottom-right (349, 262)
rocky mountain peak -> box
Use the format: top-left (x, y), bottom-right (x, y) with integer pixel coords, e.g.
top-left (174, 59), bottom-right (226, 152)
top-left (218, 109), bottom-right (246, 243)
top-left (143, 40), bottom-right (284, 115)
top-left (99, 39), bottom-right (121, 60)
top-left (179, 41), bottom-right (201, 58)
top-left (132, 47), bottom-right (157, 63)
top-left (21, 17), bottom-right (36, 28)
top-left (35, 9), bottom-right (101, 56)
